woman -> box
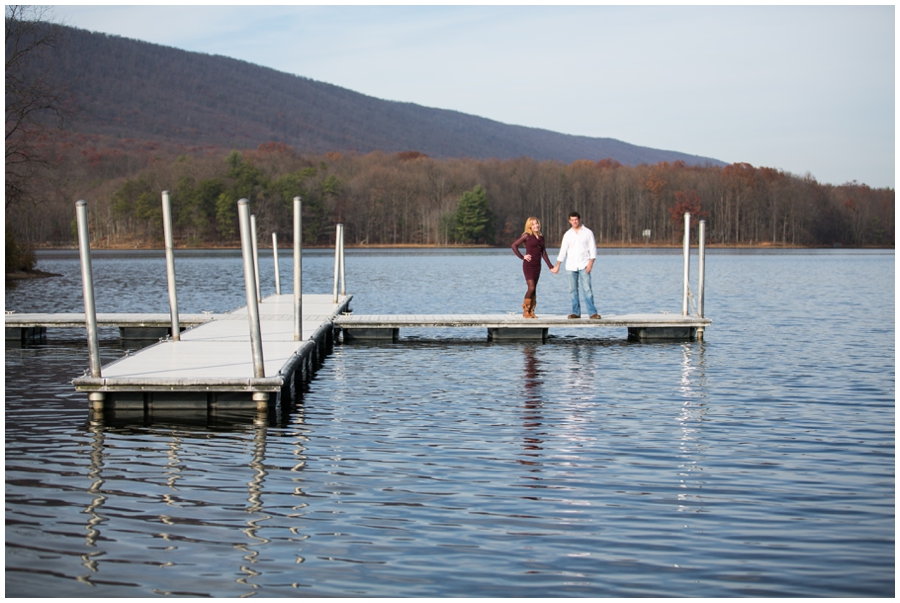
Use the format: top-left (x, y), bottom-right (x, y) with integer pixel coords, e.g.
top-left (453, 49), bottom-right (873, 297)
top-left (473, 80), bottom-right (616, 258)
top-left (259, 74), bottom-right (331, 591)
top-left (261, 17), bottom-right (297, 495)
top-left (511, 216), bottom-right (554, 318)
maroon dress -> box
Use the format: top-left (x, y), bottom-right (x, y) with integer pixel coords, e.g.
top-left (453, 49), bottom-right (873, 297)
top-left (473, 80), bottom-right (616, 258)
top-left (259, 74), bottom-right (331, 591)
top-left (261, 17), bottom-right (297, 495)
top-left (511, 233), bottom-right (553, 281)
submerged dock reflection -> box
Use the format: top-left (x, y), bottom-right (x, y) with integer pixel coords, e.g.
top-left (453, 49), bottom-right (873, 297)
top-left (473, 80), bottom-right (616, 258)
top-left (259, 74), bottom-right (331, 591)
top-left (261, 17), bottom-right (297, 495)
top-left (80, 409), bottom-right (290, 595)
top-left (520, 344), bottom-right (545, 464)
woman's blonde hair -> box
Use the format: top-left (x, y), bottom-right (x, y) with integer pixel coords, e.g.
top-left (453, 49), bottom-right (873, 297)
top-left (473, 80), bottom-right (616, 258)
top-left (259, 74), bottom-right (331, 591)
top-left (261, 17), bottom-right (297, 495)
top-left (524, 216), bottom-right (541, 236)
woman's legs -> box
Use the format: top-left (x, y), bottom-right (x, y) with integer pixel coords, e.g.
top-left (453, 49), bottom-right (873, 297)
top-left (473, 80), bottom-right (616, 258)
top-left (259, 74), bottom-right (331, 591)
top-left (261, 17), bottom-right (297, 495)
top-left (522, 278), bottom-right (537, 318)
top-left (525, 279), bottom-right (539, 318)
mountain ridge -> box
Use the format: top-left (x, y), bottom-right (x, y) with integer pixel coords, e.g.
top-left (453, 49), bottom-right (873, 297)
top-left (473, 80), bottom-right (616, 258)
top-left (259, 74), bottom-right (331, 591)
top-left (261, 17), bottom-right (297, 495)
top-left (41, 24), bottom-right (726, 167)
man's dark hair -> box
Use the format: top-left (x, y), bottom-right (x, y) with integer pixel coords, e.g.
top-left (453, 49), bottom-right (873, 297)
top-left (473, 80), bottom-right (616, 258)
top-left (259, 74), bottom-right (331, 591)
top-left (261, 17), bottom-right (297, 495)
top-left (569, 211), bottom-right (581, 219)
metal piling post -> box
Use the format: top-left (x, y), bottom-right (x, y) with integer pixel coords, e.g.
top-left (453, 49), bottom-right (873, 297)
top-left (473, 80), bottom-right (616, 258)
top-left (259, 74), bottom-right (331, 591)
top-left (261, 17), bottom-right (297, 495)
top-left (75, 200), bottom-right (104, 408)
top-left (238, 200), bottom-right (266, 382)
top-left (332, 223), bottom-right (341, 303)
top-left (251, 214), bottom-right (261, 303)
top-left (161, 191), bottom-right (180, 340)
top-left (339, 223), bottom-right (346, 297)
top-left (272, 232), bottom-right (281, 295)
top-left (698, 219), bottom-right (706, 320)
top-left (682, 212), bottom-right (691, 316)
top-left (293, 197), bottom-right (302, 341)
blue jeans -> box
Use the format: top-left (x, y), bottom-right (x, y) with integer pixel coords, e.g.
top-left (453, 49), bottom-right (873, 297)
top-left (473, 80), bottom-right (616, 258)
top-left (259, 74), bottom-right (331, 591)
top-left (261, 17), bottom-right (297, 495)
top-left (565, 268), bottom-right (598, 316)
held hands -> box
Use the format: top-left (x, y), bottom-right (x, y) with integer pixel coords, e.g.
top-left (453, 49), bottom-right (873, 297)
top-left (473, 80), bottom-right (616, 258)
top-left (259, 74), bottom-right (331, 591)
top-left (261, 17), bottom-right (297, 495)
top-left (550, 264), bottom-right (560, 274)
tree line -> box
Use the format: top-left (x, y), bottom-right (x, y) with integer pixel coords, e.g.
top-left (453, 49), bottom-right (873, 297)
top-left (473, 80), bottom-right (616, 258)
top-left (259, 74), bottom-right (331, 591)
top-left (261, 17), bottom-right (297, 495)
top-left (8, 143), bottom-right (894, 251)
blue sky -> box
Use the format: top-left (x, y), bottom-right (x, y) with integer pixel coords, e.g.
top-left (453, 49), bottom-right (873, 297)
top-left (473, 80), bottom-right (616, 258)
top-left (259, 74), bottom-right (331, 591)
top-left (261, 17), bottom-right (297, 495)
top-left (52, 4), bottom-right (895, 188)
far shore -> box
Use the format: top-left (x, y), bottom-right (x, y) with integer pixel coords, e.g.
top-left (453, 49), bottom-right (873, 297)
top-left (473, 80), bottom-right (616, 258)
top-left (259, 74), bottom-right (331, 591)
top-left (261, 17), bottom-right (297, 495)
top-left (24, 241), bottom-right (891, 252)
top-left (8, 241), bottom-right (890, 281)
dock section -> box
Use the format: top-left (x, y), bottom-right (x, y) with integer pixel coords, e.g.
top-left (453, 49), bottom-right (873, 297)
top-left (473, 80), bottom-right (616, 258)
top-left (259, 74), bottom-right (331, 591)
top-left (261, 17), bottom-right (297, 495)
top-left (72, 294), bottom-right (351, 410)
top-left (335, 313), bottom-right (710, 342)
top-left (5, 312), bottom-right (225, 343)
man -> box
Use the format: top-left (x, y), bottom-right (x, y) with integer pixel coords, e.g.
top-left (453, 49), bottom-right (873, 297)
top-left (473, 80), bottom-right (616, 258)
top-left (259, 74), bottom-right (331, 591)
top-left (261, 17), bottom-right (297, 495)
top-left (550, 212), bottom-right (601, 319)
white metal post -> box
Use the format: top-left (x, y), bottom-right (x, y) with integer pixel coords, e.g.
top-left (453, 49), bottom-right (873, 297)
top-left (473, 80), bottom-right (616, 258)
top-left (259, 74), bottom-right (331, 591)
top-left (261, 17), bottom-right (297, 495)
top-left (682, 212), bottom-right (691, 316)
top-left (161, 191), bottom-right (180, 340)
top-left (293, 197), bottom-right (302, 341)
top-left (332, 223), bottom-right (340, 303)
top-left (251, 214), bottom-right (261, 303)
top-left (272, 232), bottom-right (281, 295)
top-left (698, 219), bottom-right (706, 319)
top-left (76, 201), bottom-right (102, 383)
top-left (238, 200), bottom-right (265, 378)
top-left (339, 223), bottom-right (346, 296)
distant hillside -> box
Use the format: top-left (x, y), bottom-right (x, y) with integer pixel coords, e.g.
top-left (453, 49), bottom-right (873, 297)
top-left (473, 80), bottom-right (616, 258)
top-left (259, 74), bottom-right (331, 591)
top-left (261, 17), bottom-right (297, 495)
top-left (35, 24), bottom-right (724, 166)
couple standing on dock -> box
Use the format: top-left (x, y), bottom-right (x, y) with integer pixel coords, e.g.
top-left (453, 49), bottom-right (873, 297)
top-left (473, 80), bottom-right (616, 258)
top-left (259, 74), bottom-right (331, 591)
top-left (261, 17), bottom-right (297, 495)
top-left (511, 211), bottom-right (601, 320)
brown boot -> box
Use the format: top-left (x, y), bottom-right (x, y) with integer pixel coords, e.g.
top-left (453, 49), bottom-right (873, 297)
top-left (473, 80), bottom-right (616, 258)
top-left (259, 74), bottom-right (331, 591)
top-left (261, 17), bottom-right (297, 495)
top-left (529, 297), bottom-right (538, 318)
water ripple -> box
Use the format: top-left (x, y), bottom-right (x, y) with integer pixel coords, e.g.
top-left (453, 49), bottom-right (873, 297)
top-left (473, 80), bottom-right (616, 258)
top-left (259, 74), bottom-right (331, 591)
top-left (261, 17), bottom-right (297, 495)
top-left (5, 249), bottom-right (894, 597)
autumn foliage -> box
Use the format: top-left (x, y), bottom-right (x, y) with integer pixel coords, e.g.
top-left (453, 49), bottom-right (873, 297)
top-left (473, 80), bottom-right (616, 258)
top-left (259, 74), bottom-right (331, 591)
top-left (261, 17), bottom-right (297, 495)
top-left (6, 137), bottom-right (894, 250)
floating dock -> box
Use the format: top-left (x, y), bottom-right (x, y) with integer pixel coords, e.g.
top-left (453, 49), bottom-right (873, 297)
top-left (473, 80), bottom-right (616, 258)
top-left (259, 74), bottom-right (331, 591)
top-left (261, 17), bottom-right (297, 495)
top-left (5, 312), bottom-right (224, 343)
top-left (41, 197), bottom-right (713, 415)
top-left (71, 294), bottom-right (350, 410)
top-left (335, 313), bottom-right (710, 342)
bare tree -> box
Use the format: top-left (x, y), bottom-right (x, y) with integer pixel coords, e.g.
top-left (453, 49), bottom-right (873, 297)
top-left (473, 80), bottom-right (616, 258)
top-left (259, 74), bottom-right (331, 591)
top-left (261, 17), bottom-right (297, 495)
top-left (6, 5), bottom-right (69, 208)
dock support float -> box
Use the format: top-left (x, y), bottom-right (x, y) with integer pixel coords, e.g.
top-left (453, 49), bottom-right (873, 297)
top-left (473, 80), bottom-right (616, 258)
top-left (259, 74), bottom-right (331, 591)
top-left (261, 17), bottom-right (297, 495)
top-left (488, 327), bottom-right (547, 342)
top-left (627, 326), bottom-right (697, 341)
top-left (6, 326), bottom-right (47, 345)
top-left (342, 327), bottom-right (399, 342)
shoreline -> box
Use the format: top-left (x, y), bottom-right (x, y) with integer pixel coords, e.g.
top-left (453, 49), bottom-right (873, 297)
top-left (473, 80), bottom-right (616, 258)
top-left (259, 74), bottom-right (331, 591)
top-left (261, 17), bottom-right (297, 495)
top-left (24, 242), bottom-right (893, 251)
top-left (8, 243), bottom-right (888, 280)
top-left (5, 269), bottom-right (64, 281)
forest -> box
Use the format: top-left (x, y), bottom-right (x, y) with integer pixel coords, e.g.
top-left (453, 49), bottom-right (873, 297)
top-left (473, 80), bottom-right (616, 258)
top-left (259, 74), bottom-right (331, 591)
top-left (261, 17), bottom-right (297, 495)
top-left (8, 140), bottom-right (895, 251)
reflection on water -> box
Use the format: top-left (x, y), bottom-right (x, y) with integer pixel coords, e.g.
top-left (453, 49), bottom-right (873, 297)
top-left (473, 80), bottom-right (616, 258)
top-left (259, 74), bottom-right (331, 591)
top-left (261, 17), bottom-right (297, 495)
top-left (82, 419), bottom-right (106, 581)
top-left (521, 345), bottom-right (544, 462)
top-left (71, 411), bottom-right (288, 596)
top-left (5, 249), bottom-right (895, 597)
top-left (677, 343), bottom-right (708, 515)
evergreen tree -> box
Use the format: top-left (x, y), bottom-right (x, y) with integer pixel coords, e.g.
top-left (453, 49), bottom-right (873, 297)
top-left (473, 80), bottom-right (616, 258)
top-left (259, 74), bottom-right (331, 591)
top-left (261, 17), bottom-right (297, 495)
top-left (453, 185), bottom-right (494, 244)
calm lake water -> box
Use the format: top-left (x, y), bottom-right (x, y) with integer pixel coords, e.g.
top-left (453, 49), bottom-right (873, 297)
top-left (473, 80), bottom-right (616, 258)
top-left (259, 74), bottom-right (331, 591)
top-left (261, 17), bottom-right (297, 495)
top-left (5, 247), bottom-right (895, 596)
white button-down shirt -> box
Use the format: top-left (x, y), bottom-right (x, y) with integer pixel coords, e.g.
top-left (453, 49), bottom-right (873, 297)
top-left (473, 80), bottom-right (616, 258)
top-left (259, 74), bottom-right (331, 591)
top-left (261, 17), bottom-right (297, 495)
top-left (556, 225), bottom-right (597, 271)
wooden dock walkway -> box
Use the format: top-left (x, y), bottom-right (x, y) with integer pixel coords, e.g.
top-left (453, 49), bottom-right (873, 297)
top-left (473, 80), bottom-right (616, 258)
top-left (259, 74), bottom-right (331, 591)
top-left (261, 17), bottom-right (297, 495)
top-left (70, 294), bottom-right (351, 410)
top-left (335, 313), bottom-right (711, 342)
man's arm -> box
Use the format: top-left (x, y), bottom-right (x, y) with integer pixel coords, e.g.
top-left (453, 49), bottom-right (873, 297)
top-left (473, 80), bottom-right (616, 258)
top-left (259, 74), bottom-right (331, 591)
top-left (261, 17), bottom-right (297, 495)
top-left (551, 231), bottom-right (570, 274)
top-left (584, 229), bottom-right (597, 273)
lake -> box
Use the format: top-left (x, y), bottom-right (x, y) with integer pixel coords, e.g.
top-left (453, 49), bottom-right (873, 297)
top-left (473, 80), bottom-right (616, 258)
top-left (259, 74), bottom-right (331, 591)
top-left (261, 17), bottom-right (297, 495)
top-left (5, 247), bottom-right (895, 596)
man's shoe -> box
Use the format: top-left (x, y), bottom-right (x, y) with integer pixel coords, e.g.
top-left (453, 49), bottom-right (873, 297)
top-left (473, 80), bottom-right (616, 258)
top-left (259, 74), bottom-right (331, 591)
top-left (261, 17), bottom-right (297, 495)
top-left (567, 314), bottom-right (579, 319)
top-left (590, 313), bottom-right (602, 319)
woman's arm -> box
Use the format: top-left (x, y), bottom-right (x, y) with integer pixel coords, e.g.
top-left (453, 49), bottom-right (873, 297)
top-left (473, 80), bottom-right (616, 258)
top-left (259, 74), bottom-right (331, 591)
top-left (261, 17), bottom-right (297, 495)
top-left (510, 234), bottom-right (527, 260)
top-left (541, 245), bottom-right (553, 269)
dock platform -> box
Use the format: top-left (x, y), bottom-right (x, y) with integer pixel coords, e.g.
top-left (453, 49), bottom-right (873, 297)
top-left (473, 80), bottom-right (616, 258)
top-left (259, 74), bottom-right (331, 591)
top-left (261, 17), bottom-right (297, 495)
top-left (335, 313), bottom-right (711, 342)
top-left (71, 294), bottom-right (351, 410)
top-left (5, 312), bottom-right (224, 343)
